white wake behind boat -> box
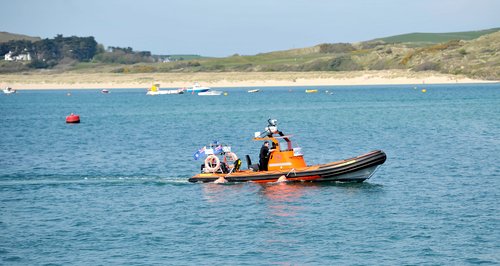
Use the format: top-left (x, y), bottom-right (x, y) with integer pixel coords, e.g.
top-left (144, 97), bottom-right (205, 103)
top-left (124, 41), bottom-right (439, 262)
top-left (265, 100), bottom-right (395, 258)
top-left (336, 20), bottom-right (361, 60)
top-left (198, 90), bottom-right (223, 96)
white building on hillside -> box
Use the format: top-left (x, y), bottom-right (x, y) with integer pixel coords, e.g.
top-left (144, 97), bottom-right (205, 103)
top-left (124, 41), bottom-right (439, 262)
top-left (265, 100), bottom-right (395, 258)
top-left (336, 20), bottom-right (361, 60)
top-left (4, 50), bottom-right (32, 61)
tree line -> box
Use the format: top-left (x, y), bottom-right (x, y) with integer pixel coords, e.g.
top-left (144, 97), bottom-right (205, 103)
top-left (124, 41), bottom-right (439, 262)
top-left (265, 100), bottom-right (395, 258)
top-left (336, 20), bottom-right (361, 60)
top-left (93, 46), bottom-right (153, 64)
top-left (0, 34), bottom-right (153, 68)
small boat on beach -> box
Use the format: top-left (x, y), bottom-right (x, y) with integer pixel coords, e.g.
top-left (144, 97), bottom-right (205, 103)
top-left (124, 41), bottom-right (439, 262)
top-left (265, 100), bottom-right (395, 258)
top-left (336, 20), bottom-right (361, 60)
top-left (305, 89), bottom-right (318, 93)
top-left (3, 87), bottom-right (17, 94)
top-left (198, 90), bottom-right (224, 96)
top-left (186, 82), bottom-right (210, 93)
top-left (248, 89), bottom-right (260, 93)
top-left (189, 119), bottom-right (386, 183)
top-left (146, 84), bottom-right (185, 95)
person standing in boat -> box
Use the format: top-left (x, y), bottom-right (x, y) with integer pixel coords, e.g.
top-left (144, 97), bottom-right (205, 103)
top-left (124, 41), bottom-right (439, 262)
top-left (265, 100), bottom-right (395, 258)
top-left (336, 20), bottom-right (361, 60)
top-left (259, 141), bottom-right (275, 171)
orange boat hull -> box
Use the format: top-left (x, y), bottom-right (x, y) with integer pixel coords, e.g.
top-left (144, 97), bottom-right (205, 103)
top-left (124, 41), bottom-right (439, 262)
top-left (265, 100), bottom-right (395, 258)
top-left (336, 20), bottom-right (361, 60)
top-left (189, 150), bottom-right (386, 183)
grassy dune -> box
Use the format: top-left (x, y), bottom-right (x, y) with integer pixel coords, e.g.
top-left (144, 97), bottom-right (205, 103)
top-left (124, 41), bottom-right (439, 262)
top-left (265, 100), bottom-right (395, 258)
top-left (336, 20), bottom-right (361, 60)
top-left (0, 32), bottom-right (41, 43)
top-left (94, 30), bottom-right (499, 80)
top-left (373, 28), bottom-right (500, 43)
top-left (1, 29), bottom-right (499, 88)
top-left (2, 70), bottom-right (494, 90)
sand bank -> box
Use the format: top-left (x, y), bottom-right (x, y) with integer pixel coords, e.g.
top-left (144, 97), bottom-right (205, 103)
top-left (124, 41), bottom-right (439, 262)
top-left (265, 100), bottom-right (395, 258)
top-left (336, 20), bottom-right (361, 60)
top-left (1, 70), bottom-right (496, 90)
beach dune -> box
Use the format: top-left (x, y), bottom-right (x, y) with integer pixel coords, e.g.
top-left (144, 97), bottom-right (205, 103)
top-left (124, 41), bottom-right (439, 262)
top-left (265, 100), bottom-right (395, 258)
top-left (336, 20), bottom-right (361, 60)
top-left (1, 70), bottom-right (496, 90)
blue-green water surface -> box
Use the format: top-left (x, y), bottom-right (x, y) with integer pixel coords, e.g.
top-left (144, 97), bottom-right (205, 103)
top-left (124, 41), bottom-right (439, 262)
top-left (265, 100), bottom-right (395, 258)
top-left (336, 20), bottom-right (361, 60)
top-left (1, 84), bottom-right (499, 265)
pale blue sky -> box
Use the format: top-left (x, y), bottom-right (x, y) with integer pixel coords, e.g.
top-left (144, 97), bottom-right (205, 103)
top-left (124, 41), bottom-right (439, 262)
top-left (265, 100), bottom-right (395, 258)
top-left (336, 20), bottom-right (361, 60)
top-left (1, 0), bottom-right (499, 56)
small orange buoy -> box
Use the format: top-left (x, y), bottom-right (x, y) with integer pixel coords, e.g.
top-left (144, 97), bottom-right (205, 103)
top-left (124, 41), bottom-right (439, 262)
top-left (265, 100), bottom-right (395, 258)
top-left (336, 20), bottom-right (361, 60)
top-left (66, 113), bottom-right (80, 123)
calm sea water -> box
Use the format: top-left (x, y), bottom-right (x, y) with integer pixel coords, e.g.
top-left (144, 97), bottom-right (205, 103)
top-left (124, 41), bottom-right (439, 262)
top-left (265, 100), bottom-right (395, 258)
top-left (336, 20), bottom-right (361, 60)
top-left (1, 84), bottom-right (499, 265)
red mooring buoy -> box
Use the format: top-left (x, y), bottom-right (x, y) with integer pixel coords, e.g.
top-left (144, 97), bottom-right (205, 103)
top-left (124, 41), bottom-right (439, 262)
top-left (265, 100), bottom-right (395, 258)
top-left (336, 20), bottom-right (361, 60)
top-left (66, 113), bottom-right (80, 123)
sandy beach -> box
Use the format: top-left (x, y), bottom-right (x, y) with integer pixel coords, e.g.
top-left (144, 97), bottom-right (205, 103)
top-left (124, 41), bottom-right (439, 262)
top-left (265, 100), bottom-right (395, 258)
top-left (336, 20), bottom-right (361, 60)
top-left (1, 70), bottom-right (497, 90)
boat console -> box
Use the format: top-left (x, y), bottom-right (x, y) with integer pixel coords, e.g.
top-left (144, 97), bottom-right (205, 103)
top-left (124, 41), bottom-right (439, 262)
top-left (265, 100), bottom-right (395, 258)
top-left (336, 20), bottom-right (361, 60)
top-left (253, 119), bottom-right (307, 171)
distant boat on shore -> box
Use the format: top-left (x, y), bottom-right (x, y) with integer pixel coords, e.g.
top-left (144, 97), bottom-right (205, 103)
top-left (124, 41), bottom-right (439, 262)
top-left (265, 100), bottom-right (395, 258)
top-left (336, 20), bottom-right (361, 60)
top-left (186, 82), bottom-right (210, 93)
top-left (198, 90), bottom-right (223, 96)
top-left (146, 84), bottom-right (184, 95)
top-left (2, 87), bottom-right (16, 94)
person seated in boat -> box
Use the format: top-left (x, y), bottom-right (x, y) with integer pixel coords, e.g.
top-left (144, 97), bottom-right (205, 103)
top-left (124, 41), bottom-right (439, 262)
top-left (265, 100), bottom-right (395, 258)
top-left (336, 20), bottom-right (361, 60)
top-left (201, 161), bottom-right (229, 173)
top-left (259, 141), bottom-right (275, 171)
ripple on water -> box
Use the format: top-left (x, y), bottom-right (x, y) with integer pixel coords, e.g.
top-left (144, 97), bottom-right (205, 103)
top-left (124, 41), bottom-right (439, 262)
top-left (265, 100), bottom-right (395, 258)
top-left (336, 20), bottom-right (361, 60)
top-left (1, 85), bottom-right (499, 264)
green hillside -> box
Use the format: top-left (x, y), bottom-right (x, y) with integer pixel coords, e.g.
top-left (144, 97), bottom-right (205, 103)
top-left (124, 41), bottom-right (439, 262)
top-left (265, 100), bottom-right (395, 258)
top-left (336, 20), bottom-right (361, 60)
top-left (0, 32), bottom-right (41, 43)
top-left (112, 30), bottom-right (499, 80)
top-left (168, 54), bottom-right (206, 60)
top-left (373, 28), bottom-right (500, 43)
top-left (1, 28), bottom-right (499, 80)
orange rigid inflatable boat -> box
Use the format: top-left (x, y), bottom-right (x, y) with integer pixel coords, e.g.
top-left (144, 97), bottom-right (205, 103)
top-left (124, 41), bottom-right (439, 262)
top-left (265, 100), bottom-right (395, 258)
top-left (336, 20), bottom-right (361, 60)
top-left (188, 119), bottom-right (386, 183)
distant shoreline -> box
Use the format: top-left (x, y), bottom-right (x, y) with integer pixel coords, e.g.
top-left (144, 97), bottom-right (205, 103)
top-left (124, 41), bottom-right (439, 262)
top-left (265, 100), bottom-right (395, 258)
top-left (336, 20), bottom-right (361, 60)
top-left (1, 70), bottom-right (497, 90)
